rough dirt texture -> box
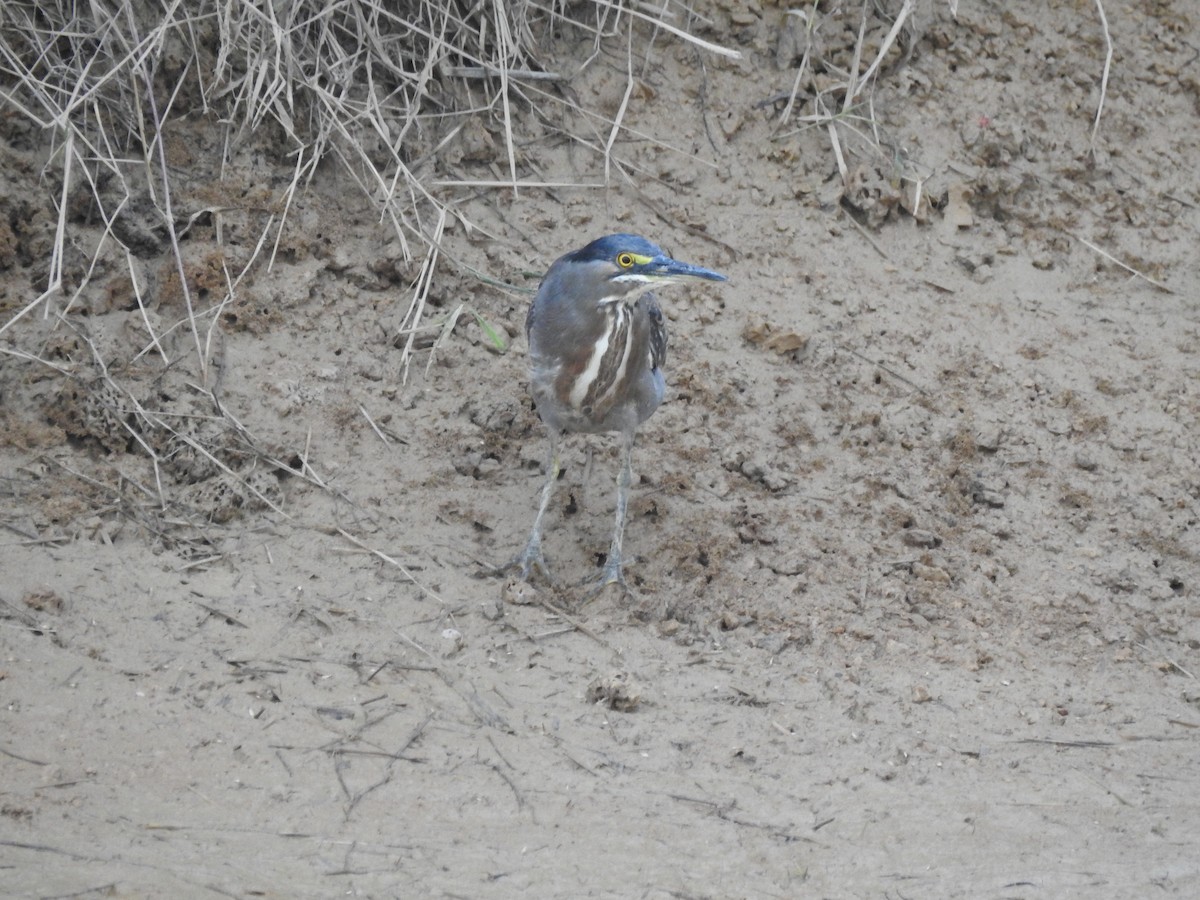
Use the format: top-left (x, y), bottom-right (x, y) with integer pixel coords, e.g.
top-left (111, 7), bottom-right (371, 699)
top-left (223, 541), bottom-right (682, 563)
top-left (2, 1), bottom-right (1199, 897)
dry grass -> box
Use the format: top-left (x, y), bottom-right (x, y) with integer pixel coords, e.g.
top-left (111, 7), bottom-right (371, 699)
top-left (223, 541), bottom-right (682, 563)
top-left (0, 1), bottom-right (734, 375)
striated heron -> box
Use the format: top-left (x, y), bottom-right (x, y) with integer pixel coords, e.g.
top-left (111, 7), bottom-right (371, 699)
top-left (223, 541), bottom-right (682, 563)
top-left (504, 233), bottom-right (727, 595)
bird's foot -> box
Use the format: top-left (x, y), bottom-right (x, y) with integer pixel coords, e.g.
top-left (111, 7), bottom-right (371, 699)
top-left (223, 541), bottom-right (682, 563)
top-left (581, 553), bottom-right (638, 602)
top-left (487, 540), bottom-right (550, 584)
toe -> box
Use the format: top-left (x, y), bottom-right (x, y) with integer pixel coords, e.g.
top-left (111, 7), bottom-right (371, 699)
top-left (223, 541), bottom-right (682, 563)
top-left (487, 543), bottom-right (550, 583)
top-left (581, 558), bottom-right (636, 601)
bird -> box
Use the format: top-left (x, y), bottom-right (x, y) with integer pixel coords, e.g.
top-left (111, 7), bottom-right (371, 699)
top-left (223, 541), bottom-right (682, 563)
top-left (504, 233), bottom-right (727, 596)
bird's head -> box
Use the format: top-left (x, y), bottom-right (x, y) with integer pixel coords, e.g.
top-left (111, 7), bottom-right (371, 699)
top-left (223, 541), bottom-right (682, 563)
top-left (556, 233), bottom-right (726, 307)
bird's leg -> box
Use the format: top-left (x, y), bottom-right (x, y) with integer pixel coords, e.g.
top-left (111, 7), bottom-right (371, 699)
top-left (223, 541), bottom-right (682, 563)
top-left (503, 431), bottom-right (560, 581)
top-left (587, 428), bottom-right (637, 597)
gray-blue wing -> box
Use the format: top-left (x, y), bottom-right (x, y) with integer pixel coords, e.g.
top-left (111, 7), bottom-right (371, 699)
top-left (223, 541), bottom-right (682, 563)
top-left (646, 294), bottom-right (667, 372)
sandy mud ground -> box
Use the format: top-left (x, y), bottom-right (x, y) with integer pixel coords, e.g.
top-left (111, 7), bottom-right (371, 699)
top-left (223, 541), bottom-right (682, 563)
top-left (2, 1), bottom-right (1198, 896)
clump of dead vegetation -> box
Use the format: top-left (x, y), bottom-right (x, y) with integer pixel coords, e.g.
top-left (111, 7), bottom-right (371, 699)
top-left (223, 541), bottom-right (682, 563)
top-left (0, 1), bottom-right (737, 553)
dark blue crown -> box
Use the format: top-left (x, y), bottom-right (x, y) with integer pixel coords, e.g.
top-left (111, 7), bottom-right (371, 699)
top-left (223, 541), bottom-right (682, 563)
top-left (566, 233), bottom-right (665, 263)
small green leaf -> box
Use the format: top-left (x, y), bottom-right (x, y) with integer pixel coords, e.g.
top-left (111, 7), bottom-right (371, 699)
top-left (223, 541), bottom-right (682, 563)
top-left (471, 310), bottom-right (508, 353)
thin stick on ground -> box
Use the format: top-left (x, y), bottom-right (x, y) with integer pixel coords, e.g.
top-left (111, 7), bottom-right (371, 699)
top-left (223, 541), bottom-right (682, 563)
top-left (1091, 0), bottom-right (1113, 146)
top-left (777, 6), bottom-right (815, 127)
top-left (1076, 235), bottom-right (1173, 293)
top-left (336, 528), bottom-right (447, 606)
top-left (127, 250), bottom-right (168, 364)
top-left (843, 0), bottom-right (869, 116)
top-left (850, 0), bottom-right (913, 102)
top-left (492, 0), bottom-right (520, 195)
top-left (598, 0), bottom-right (742, 60)
top-left (825, 108), bottom-right (849, 185)
top-left (359, 405), bottom-right (391, 446)
top-left (46, 128), bottom-right (72, 308)
top-left (538, 597), bottom-right (620, 655)
top-left (399, 208), bottom-right (448, 384)
top-left (605, 20), bottom-right (636, 188)
top-left (138, 46), bottom-right (207, 385)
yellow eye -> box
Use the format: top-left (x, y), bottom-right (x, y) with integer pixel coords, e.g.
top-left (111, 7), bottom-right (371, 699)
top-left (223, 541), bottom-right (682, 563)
top-left (616, 252), bottom-right (635, 269)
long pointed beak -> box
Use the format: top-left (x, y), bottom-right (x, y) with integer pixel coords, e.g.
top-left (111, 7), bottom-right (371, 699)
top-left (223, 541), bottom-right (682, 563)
top-left (645, 255), bottom-right (727, 283)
